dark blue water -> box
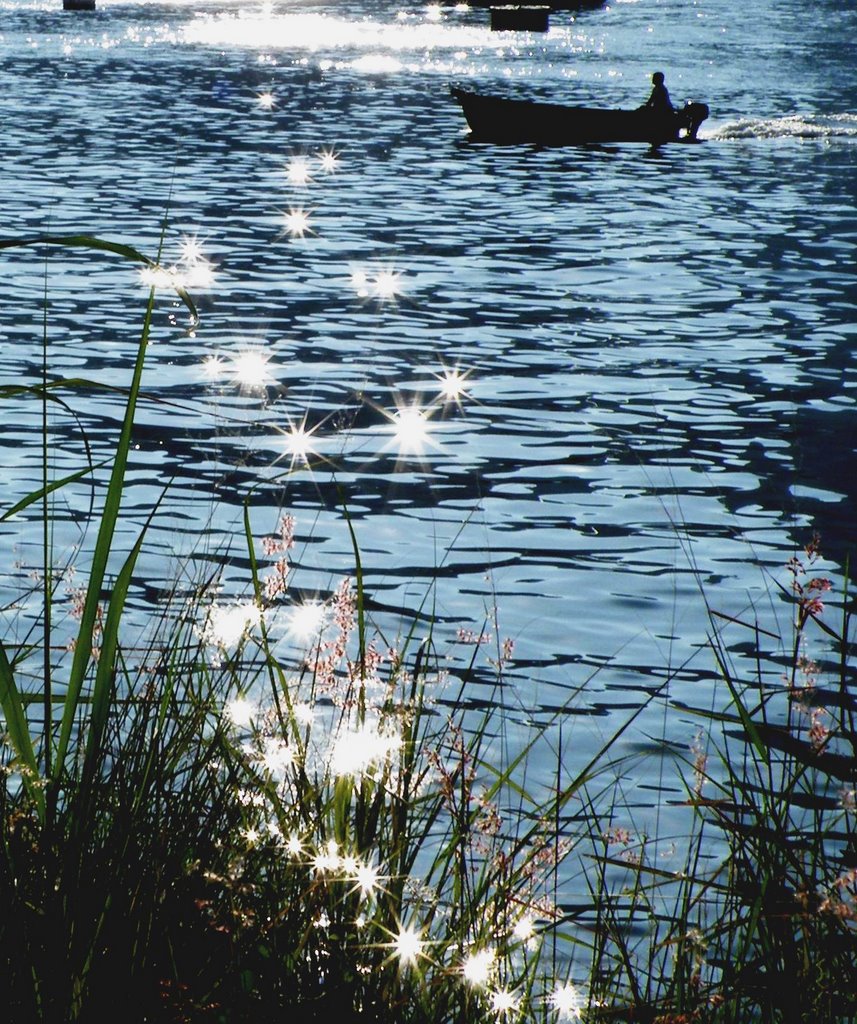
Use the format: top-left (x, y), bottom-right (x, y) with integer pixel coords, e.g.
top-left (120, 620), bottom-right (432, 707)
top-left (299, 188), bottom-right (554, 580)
top-left (1, 0), bottom-right (855, 817)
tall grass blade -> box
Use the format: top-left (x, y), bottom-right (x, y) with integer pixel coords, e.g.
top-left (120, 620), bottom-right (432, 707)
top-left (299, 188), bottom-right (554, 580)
top-left (0, 640), bottom-right (45, 816)
top-left (1, 461), bottom-right (109, 522)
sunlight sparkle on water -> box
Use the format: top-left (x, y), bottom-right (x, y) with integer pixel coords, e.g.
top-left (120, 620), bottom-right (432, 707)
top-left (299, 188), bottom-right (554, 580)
top-left (205, 602), bottom-right (263, 648)
top-left (435, 367), bottom-right (470, 402)
top-left (286, 156), bottom-right (313, 185)
top-left (278, 416), bottom-right (318, 466)
top-left (330, 724), bottom-right (402, 777)
top-left (286, 600), bottom-right (326, 640)
top-left (374, 268), bottom-right (401, 299)
top-left (393, 925), bottom-right (423, 967)
top-left (230, 350), bottom-right (272, 389)
top-left (259, 736), bottom-right (294, 774)
top-left (490, 989), bottom-right (519, 1016)
top-left (292, 701), bottom-right (315, 726)
top-left (462, 948), bottom-right (495, 986)
top-left (354, 861), bottom-right (381, 897)
top-left (551, 983), bottom-right (585, 1021)
top-left (225, 695), bottom-right (256, 728)
top-left (317, 147), bottom-right (340, 172)
top-left (283, 207), bottom-right (313, 237)
top-left (256, 90), bottom-right (275, 109)
top-left (392, 405), bottom-right (431, 454)
top-left (202, 354), bottom-right (225, 380)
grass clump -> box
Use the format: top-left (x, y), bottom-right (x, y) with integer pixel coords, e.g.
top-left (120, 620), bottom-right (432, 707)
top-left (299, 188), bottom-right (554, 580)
top-left (585, 536), bottom-right (857, 1023)
top-left (0, 235), bottom-right (596, 1022)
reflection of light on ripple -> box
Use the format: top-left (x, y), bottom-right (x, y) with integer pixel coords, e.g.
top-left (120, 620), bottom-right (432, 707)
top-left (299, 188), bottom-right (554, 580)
top-left (181, 12), bottom-right (516, 53)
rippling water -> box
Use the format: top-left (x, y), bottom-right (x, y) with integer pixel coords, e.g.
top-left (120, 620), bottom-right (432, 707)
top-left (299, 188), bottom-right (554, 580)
top-left (1, 0), bottom-right (856, 810)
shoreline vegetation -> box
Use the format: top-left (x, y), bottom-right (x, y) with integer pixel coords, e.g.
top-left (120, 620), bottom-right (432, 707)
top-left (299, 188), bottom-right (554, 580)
top-left (1, 236), bottom-right (855, 1023)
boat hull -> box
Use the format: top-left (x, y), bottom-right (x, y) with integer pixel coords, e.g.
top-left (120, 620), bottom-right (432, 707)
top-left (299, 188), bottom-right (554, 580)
top-left (451, 88), bottom-right (709, 146)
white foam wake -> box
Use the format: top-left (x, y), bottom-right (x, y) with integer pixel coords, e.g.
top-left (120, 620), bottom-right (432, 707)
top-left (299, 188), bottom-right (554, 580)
top-left (707, 112), bottom-right (857, 141)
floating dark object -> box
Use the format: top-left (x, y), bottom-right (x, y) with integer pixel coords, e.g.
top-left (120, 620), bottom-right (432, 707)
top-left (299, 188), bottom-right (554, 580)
top-left (490, 6), bottom-right (550, 31)
top-left (451, 87), bottom-right (709, 146)
top-left (63, 0), bottom-right (96, 8)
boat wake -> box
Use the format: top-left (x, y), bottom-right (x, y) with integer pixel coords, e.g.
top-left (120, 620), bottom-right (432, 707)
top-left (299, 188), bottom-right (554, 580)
top-left (706, 112), bottom-right (857, 141)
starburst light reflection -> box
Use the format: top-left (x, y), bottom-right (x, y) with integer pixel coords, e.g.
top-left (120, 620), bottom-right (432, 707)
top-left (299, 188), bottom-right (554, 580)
top-left (283, 207), bottom-right (313, 237)
top-left (551, 982), bottom-right (585, 1021)
top-left (256, 90), bottom-right (275, 109)
top-left (374, 268), bottom-right (401, 299)
top-left (392, 405), bottom-right (431, 454)
top-left (201, 354), bottom-right (225, 380)
top-left (180, 235), bottom-right (205, 264)
top-left (204, 602), bottom-right (263, 648)
top-left (230, 350), bottom-right (272, 389)
top-left (286, 155), bottom-right (313, 185)
top-left (225, 695), bottom-right (256, 729)
top-left (287, 601), bottom-right (326, 641)
top-left (279, 417), bottom-right (317, 466)
top-left (292, 701), bottom-right (315, 726)
top-left (393, 925), bottom-right (423, 967)
top-left (330, 724), bottom-right (402, 778)
top-left (317, 147), bottom-right (340, 172)
top-left (354, 862), bottom-right (381, 897)
top-left (436, 367), bottom-right (470, 402)
top-left (490, 989), bottom-right (520, 1016)
top-left (260, 736), bottom-right (294, 774)
top-left (513, 916), bottom-right (535, 942)
top-left (462, 948), bottom-right (495, 986)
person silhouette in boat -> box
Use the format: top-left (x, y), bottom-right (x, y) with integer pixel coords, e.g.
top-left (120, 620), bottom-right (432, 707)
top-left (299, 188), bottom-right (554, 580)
top-left (645, 72), bottom-right (674, 115)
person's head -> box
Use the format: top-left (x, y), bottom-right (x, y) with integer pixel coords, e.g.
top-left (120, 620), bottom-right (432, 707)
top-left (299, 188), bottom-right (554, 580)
top-left (652, 71), bottom-right (665, 85)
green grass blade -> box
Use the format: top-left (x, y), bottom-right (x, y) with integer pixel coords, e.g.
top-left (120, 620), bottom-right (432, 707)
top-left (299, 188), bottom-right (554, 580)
top-left (1, 460), bottom-right (110, 522)
top-left (82, 492), bottom-right (165, 782)
top-left (54, 285), bottom-right (158, 776)
top-left (0, 640), bottom-right (45, 817)
top-left (0, 234), bottom-right (198, 324)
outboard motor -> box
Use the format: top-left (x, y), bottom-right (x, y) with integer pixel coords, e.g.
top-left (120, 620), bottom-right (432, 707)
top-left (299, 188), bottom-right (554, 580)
top-left (681, 102), bottom-right (709, 140)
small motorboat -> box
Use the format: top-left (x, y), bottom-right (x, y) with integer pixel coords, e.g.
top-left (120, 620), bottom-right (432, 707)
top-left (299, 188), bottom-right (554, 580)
top-left (451, 87), bottom-right (709, 146)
